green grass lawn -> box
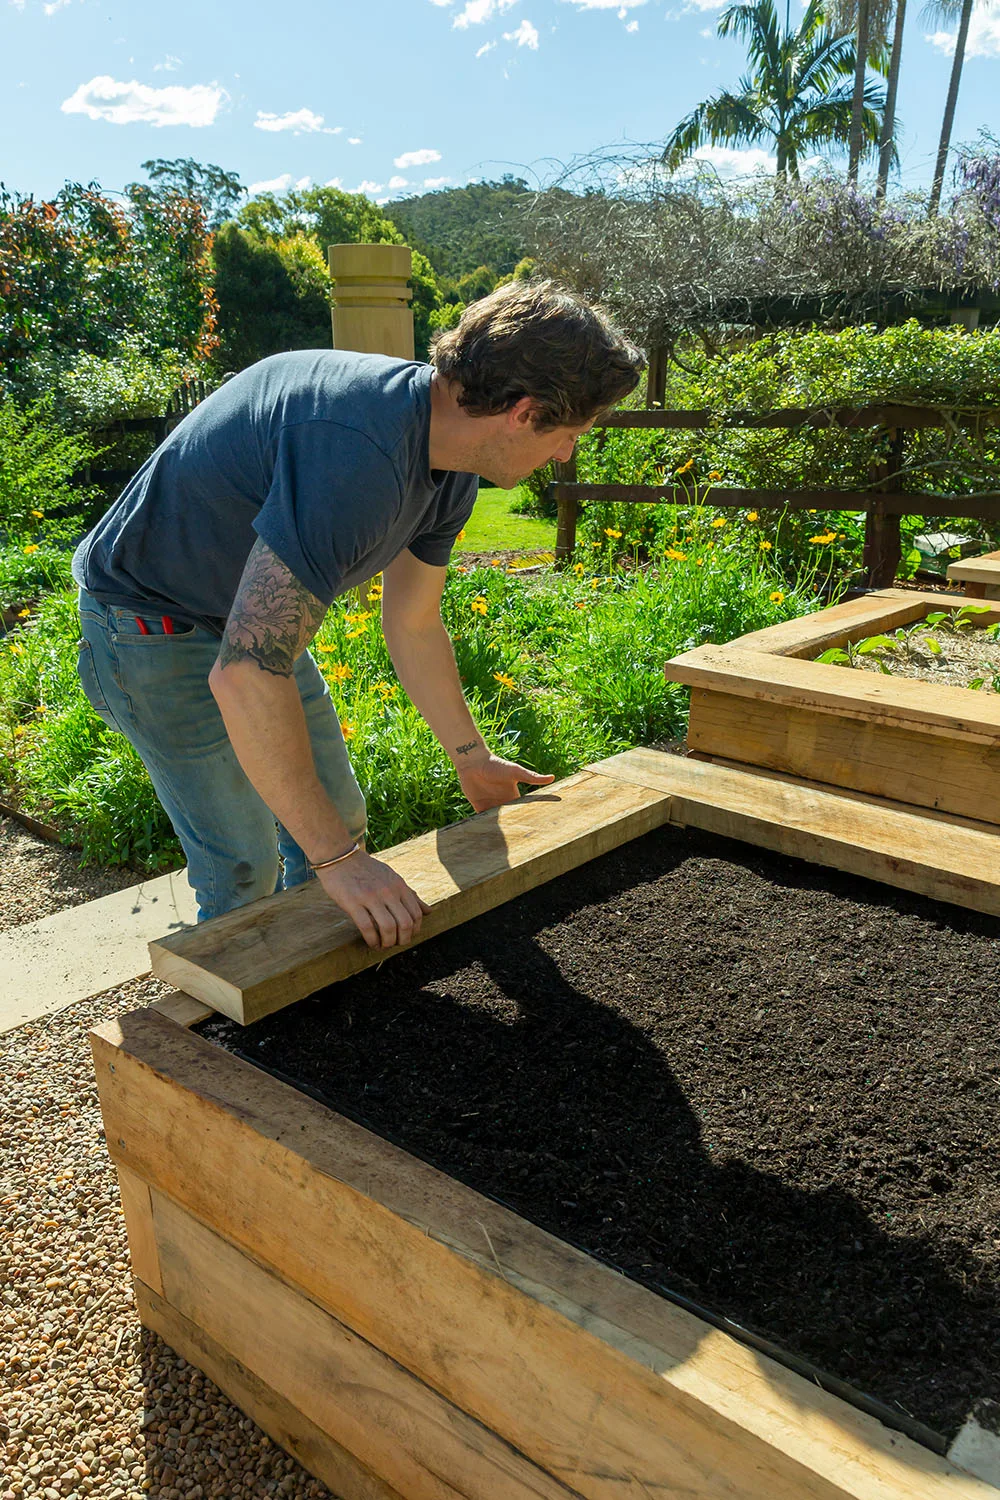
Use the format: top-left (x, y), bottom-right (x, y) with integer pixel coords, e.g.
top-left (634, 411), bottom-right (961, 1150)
top-left (455, 487), bottom-right (556, 555)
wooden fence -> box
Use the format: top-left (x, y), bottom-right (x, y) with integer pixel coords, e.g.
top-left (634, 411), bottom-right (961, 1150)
top-left (548, 405), bottom-right (1000, 588)
top-left (86, 379), bottom-right (215, 490)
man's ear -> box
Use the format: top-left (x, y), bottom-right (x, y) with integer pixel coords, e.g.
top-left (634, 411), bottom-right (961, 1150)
top-left (507, 396), bottom-right (540, 430)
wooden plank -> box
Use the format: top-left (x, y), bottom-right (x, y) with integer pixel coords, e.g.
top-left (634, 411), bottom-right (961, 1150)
top-left (598, 407), bottom-right (1000, 431)
top-left (728, 591), bottom-right (946, 658)
top-left (548, 486), bottom-right (1000, 524)
top-left (148, 771), bottom-right (673, 1025)
top-left (947, 551), bottom-right (1000, 585)
top-left (665, 642), bottom-right (1000, 744)
top-left (115, 1164), bottom-right (162, 1296)
top-left (150, 1190), bottom-right (578, 1500)
top-left (150, 992), bottom-right (215, 1028)
top-left (685, 688), bottom-right (1000, 827)
top-left (134, 1279), bottom-right (404, 1500)
top-left (586, 749), bottom-right (1000, 917)
top-left (91, 1011), bottom-right (994, 1500)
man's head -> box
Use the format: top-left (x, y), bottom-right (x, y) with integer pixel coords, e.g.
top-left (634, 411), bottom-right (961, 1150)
top-left (429, 279), bottom-right (645, 488)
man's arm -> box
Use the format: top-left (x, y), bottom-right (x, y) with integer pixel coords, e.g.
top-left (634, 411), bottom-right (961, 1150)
top-left (381, 549), bottom-right (554, 810)
top-left (209, 538), bottom-right (428, 949)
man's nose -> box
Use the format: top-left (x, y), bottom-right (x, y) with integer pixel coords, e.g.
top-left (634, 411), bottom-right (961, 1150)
top-left (553, 437), bottom-right (576, 463)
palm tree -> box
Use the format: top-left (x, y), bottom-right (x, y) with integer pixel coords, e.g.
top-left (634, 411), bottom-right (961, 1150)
top-left (926, 0), bottom-right (976, 215)
top-left (877, 0), bottom-right (908, 197)
top-left (662, 0), bottom-right (887, 180)
top-left (826, 0), bottom-right (894, 182)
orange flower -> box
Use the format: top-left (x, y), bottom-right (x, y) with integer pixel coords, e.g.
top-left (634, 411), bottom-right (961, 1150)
top-left (493, 672), bottom-right (517, 690)
top-left (470, 596), bottom-right (488, 616)
top-left (340, 720), bottom-right (356, 739)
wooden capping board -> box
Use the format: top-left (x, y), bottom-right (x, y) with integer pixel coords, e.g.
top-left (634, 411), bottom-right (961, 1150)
top-left (587, 750), bottom-right (1000, 918)
top-left (597, 406), bottom-right (1000, 432)
top-left (947, 551), bottom-right (1000, 585)
top-left (729, 590), bottom-right (1000, 659)
top-left (665, 642), bottom-right (1000, 745)
top-left (148, 770), bottom-right (672, 1025)
top-left (90, 1009), bottom-right (993, 1500)
top-left (134, 1281), bottom-right (405, 1500)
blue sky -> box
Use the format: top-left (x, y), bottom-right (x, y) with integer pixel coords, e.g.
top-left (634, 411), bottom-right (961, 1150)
top-left (3, 0), bottom-right (999, 208)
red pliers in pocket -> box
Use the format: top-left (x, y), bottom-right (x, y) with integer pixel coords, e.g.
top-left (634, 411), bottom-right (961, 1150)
top-left (134, 616), bottom-right (175, 635)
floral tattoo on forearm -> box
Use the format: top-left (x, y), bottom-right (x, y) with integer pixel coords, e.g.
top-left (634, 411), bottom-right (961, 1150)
top-left (218, 538), bottom-right (328, 677)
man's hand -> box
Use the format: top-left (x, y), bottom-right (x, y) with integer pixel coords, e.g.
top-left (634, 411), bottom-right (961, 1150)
top-left (457, 750), bottom-right (555, 812)
top-left (317, 849), bottom-right (430, 950)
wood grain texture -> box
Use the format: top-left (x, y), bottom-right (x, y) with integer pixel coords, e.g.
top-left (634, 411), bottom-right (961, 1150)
top-left (134, 1279), bottom-right (405, 1500)
top-left (114, 1164), bottom-right (162, 1295)
top-left (685, 689), bottom-right (1000, 826)
top-left (727, 591), bottom-right (997, 659)
top-left (148, 772), bottom-right (673, 1025)
top-left (587, 749), bottom-right (1000, 917)
top-left (149, 992), bottom-right (215, 1028)
top-left (90, 1010), bottom-right (994, 1500)
top-left (666, 642), bottom-right (1000, 744)
top-left (946, 552), bottom-right (1000, 585)
top-left (150, 1190), bottom-right (578, 1500)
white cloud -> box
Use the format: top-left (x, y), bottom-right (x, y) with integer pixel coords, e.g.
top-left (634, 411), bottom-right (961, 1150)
top-left (325, 176), bottom-right (343, 188)
top-left (684, 0), bottom-right (727, 10)
top-left (348, 136), bottom-right (362, 145)
top-left (61, 75), bottom-right (225, 128)
top-left (423, 175), bottom-right (452, 187)
top-left (428, 0), bottom-right (452, 6)
top-left (625, 17), bottom-right (638, 28)
top-left (699, 24), bottom-right (713, 34)
top-left (394, 147), bottom-right (442, 168)
top-left (247, 172), bottom-right (312, 195)
top-left (43, 0), bottom-right (71, 13)
top-left (476, 38), bottom-right (497, 54)
top-left (675, 144), bottom-right (777, 178)
top-left (505, 16), bottom-right (539, 44)
top-left (454, 0), bottom-right (517, 25)
top-left (254, 108), bottom-right (340, 134)
top-left (355, 179), bottom-right (384, 194)
top-left (559, 0), bottom-right (645, 8)
top-left (153, 54), bottom-right (182, 72)
top-left (388, 175), bottom-right (409, 189)
top-left (926, 4), bottom-right (1000, 58)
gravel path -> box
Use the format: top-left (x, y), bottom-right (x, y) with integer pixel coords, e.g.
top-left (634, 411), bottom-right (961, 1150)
top-left (0, 819), bottom-right (154, 936)
top-left (2, 978), bottom-right (336, 1500)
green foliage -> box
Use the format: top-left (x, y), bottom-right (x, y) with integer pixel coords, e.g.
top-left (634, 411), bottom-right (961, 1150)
top-left (0, 397), bottom-right (100, 544)
top-left (385, 178), bottom-right (534, 281)
top-left (141, 157), bottom-right (245, 231)
top-left (0, 180), bottom-right (217, 398)
top-left (55, 341), bottom-right (198, 427)
top-left (212, 224), bottom-right (333, 370)
top-left (1, 540), bottom-right (824, 869)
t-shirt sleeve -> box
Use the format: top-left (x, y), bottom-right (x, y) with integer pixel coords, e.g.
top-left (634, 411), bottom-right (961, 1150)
top-left (407, 476), bottom-right (479, 568)
top-left (253, 420), bottom-right (402, 604)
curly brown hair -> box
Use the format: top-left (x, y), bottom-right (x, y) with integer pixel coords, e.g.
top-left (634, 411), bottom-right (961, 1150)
top-left (430, 278), bottom-right (645, 430)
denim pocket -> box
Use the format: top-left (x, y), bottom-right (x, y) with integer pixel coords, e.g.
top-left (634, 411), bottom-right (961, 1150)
top-left (77, 638), bottom-right (117, 728)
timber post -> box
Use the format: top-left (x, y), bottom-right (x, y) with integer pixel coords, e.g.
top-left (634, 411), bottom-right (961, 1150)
top-left (863, 426), bottom-right (905, 589)
top-left (553, 454), bottom-right (578, 563)
top-left (329, 243), bottom-right (415, 606)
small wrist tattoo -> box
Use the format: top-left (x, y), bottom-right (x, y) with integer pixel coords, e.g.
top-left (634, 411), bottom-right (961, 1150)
top-left (455, 741), bottom-right (481, 757)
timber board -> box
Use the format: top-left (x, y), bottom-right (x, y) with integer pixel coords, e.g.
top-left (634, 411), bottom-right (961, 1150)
top-left (946, 552), bottom-right (1000, 586)
top-left (728, 591), bottom-right (1000, 658)
top-left (92, 1008), bottom-right (994, 1500)
top-left (586, 750), bottom-right (1000, 917)
top-left (148, 770), bottom-right (673, 1025)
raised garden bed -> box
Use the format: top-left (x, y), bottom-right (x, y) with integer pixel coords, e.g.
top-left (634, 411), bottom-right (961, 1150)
top-left (91, 745), bottom-right (1000, 1499)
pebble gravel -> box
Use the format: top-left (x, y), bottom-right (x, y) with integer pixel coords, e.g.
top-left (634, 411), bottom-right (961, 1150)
top-left (2, 977), bottom-right (337, 1500)
top-left (0, 819), bottom-right (157, 935)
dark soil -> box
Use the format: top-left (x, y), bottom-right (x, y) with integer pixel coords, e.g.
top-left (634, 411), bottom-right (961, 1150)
top-left (200, 826), bottom-right (1000, 1443)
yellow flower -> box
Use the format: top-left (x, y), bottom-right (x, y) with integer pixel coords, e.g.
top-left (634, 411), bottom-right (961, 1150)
top-left (591, 541), bottom-right (601, 548)
top-left (770, 590), bottom-right (785, 605)
top-left (493, 672), bottom-right (517, 690)
top-left (328, 662), bottom-right (352, 682)
top-left (665, 548), bottom-right (687, 562)
top-left (456, 565), bottom-right (468, 574)
top-left (708, 471), bottom-right (722, 482)
top-left (711, 517), bottom-right (727, 529)
top-left (759, 540), bottom-right (773, 551)
top-left (23, 544), bottom-right (39, 555)
top-left (572, 562), bottom-right (584, 576)
top-left (345, 611), bottom-right (372, 624)
top-left (470, 596), bottom-right (488, 616)
top-left (35, 704), bottom-right (47, 715)
top-left (9, 642), bottom-right (24, 656)
top-left (490, 558), bottom-right (503, 568)
top-left (18, 608), bottom-right (31, 618)
top-left (746, 511), bottom-right (759, 522)
top-left (604, 527), bottom-right (622, 539)
top-left (574, 601), bottom-right (586, 610)
top-left (695, 558), bottom-right (704, 566)
top-left (590, 578), bottom-right (600, 589)
top-left (456, 529), bottom-right (466, 543)
top-left (317, 643), bottom-right (336, 653)
top-left (31, 509), bottom-right (44, 519)
top-left (346, 628), bottom-right (368, 640)
top-left (340, 720), bottom-right (356, 739)
top-left (676, 458), bottom-right (695, 475)
top-left (374, 680), bottom-right (397, 700)
top-left (809, 532), bottom-right (837, 545)
top-left (368, 582), bottom-right (383, 598)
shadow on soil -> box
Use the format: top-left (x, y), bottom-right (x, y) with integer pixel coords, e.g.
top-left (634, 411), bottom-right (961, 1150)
top-left (206, 825), bottom-right (1000, 1458)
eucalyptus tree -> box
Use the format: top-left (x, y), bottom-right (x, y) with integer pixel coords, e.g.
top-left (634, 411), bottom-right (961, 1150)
top-left (926, 0), bottom-right (976, 214)
top-left (662, 0), bottom-right (887, 180)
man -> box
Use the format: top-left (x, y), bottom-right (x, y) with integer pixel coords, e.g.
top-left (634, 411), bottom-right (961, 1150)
top-left (73, 279), bottom-right (643, 948)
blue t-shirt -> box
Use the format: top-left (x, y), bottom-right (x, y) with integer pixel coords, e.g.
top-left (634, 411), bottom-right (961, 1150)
top-left (72, 351), bottom-right (478, 636)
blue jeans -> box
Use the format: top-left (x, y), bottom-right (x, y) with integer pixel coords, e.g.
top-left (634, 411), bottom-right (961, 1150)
top-left (76, 591), bottom-right (366, 922)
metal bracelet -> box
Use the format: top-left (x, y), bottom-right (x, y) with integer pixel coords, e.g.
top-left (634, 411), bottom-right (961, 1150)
top-left (309, 841), bottom-right (362, 872)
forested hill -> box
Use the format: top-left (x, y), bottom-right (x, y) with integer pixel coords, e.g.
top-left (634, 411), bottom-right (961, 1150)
top-left (385, 177), bottom-right (534, 280)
